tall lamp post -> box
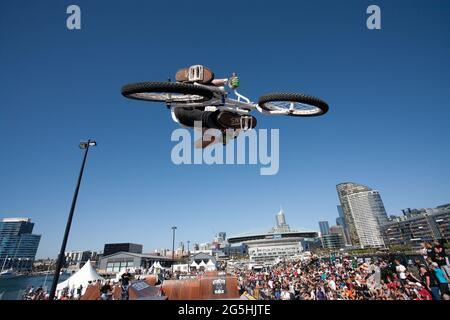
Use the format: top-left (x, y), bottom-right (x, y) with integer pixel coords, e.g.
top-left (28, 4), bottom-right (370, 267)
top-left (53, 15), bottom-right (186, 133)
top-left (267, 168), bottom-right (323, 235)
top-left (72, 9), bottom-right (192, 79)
top-left (171, 226), bottom-right (177, 261)
top-left (49, 140), bottom-right (97, 300)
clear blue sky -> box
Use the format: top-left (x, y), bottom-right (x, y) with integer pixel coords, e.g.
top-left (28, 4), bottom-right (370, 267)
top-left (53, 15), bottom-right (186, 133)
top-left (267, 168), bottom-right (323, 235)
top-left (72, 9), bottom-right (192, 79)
top-left (1, 1), bottom-right (449, 259)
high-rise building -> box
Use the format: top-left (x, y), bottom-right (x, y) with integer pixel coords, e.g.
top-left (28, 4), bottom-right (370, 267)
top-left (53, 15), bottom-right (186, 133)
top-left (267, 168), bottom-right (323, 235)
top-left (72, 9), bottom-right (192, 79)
top-left (382, 204), bottom-right (450, 249)
top-left (64, 250), bottom-right (98, 266)
top-left (330, 225), bottom-right (344, 236)
top-left (336, 183), bottom-right (388, 248)
top-left (213, 232), bottom-right (227, 247)
top-left (336, 205), bottom-right (350, 245)
top-left (319, 220), bottom-right (330, 236)
top-left (274, 208), bottom-right (290, 232)
top-left (337, 205), bottom-right (344, 218)
top-left (0, 218), bottom-right (41, 271)
top-left (321, 234), bottom-right (345, 249)
top-left (336, 205), bottom-right (345, 228)
top-left (218, 232), bottom-right (227, 242)
top-left (335, 216), bottom-right (346, 230)
top-left (321, 225), bottom-right (345, 249)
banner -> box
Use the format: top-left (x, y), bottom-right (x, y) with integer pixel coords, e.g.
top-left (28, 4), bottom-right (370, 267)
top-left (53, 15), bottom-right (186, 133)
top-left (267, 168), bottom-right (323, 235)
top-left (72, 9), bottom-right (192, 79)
top-left (212, 278), bottom-right (226, 295)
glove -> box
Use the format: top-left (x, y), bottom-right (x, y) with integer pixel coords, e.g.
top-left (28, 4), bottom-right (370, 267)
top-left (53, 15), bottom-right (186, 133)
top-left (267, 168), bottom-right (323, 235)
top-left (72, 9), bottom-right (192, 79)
top-left (229, 75), bottom-right (240, 89)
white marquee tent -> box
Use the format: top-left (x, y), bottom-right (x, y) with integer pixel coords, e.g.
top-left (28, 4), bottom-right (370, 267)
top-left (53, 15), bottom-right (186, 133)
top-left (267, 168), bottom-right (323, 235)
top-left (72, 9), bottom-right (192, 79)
top-left (154, 261), bottom-right (166, 270)
top-left (56, 260), bottom-right (103, 297)
top-left (190, 261), bottom-right (199, 269)
top-left (206, 259), bottom-right (216, 271)
top-left (149, 261), bottom-right (167, 274)
top-left (198, 260), bottom-right (207, 268)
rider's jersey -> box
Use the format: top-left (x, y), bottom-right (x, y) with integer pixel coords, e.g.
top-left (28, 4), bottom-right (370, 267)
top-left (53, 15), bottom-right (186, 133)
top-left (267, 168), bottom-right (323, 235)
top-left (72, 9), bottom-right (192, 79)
top-left (121, 273), bottom-right (131, 286)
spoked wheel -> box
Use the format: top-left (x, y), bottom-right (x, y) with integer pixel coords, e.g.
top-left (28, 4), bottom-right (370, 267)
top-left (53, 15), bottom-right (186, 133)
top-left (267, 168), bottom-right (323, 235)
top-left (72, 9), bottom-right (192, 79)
top-left (258, 93), bottom-right (329, 116)
top-left (121, 82), bottom-right (214, 103)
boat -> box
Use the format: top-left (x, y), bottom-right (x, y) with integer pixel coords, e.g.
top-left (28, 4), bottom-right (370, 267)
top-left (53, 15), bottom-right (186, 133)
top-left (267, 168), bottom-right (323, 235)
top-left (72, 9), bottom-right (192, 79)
top-left (0, 269), bottom-right (19, 279)
top-left (60, 269), bottom-right (71, 275)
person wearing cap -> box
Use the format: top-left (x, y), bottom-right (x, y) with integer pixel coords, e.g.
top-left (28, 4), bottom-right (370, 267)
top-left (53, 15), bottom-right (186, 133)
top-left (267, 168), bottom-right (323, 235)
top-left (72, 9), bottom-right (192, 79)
top-left (408, 258), bottom-right (422, 280)
top-left (419, 265), bottom-right (441, 300)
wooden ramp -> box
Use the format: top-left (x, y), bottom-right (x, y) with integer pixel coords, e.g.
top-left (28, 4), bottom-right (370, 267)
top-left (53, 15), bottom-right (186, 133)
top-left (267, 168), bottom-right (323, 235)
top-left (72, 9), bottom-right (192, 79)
top-left (80, 284), bottom-right (101, 300)
top-left (162, 276), bottom-right (239, 300)
top-left (80, 276), bottom-right (162, 300)
top-left (128, 280), bottom-right (165, 300)
top-left (142, 275), bottom-right (158, 286)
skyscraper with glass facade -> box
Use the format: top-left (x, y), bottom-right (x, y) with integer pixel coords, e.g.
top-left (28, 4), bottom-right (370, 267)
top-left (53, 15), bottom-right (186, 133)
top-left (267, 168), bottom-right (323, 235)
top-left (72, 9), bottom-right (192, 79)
top-left (318, 220), bottom-right (330, 236)
top-left (0, 218), bottom-right (41, 271)
top-left (336, 205), bottom-right (350, 245)
top-left (336, 205), bottom-right (346, 228)
top-left (336, 183), bottom-right (388, 248)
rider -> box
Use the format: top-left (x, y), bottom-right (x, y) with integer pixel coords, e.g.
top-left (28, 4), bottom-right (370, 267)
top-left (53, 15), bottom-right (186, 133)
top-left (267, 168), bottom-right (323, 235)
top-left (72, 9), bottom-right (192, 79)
top-left (173, 65), bottom-right (257, 147)
top-left (120, 269), bottom-right (132, 300)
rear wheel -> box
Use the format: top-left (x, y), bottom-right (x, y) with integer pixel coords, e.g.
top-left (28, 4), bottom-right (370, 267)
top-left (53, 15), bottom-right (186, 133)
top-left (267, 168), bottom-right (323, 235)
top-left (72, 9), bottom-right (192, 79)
top-left (258, 93), bottom-right (328, 116)
top-left (121, 82), bottom-right (214, 103)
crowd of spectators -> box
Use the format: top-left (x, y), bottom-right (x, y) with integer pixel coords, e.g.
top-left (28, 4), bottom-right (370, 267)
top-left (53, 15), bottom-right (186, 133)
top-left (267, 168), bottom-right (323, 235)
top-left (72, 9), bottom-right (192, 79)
top-left (20, 241), bottom-right (449, 301)
top-left (235, 241), bottom-right (449, 300)
top-left (22, 286), bottom-right (48, 300)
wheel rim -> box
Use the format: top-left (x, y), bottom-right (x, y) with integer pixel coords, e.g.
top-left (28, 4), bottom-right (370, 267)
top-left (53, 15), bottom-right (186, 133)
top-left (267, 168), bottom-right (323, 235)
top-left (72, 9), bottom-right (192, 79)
top-left (262, 101), bottom-right (323, 115)
top-left (128, 92), bottom-right (207, 103)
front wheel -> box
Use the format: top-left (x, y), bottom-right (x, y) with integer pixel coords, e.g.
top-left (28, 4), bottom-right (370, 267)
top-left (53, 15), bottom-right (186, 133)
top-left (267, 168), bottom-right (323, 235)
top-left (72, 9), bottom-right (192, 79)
top-left (121, 82), bottom-right (214, 103)
top-left (258, 93), bottom-right (329, 117)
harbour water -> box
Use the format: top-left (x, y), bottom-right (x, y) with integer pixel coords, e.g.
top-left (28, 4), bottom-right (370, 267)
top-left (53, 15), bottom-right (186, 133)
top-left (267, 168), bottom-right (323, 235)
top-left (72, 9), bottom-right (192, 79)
top-left (0, 274), bottom-right (70, 300)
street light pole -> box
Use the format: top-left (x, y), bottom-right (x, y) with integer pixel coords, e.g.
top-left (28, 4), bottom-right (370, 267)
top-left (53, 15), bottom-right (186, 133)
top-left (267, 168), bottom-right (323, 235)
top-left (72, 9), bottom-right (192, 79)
top-left (171, 226), bottom-right (177, 261)
top-left (49, 140), bottom-right (96, 300)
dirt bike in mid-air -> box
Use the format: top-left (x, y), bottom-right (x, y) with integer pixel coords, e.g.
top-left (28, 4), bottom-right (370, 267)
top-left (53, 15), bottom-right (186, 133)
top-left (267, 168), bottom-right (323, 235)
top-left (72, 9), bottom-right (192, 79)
top-left (121, 65), bottom-right (329, 131)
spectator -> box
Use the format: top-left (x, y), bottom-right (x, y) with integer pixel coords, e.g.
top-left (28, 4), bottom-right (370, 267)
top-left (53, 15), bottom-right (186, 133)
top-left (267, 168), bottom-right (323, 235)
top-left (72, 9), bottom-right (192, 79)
top-left (408, 259), bottom-right (422, 280)
top-left (431, 262), bottom-right (449, 299)
top-left (419, 265), bottom-right (440, 300)
top-left (394, 259), bottom-right (407, 287)
top-left (415, 283), bottom-right (433, 300)
top-left (99, 280), bottom-right (112, 300)
top-left (69, 285), bottom-right (75, 299)
top-left (433, 241), bottom-right (450, 278)
top-left (76, 285), bottom-right (83, 300)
